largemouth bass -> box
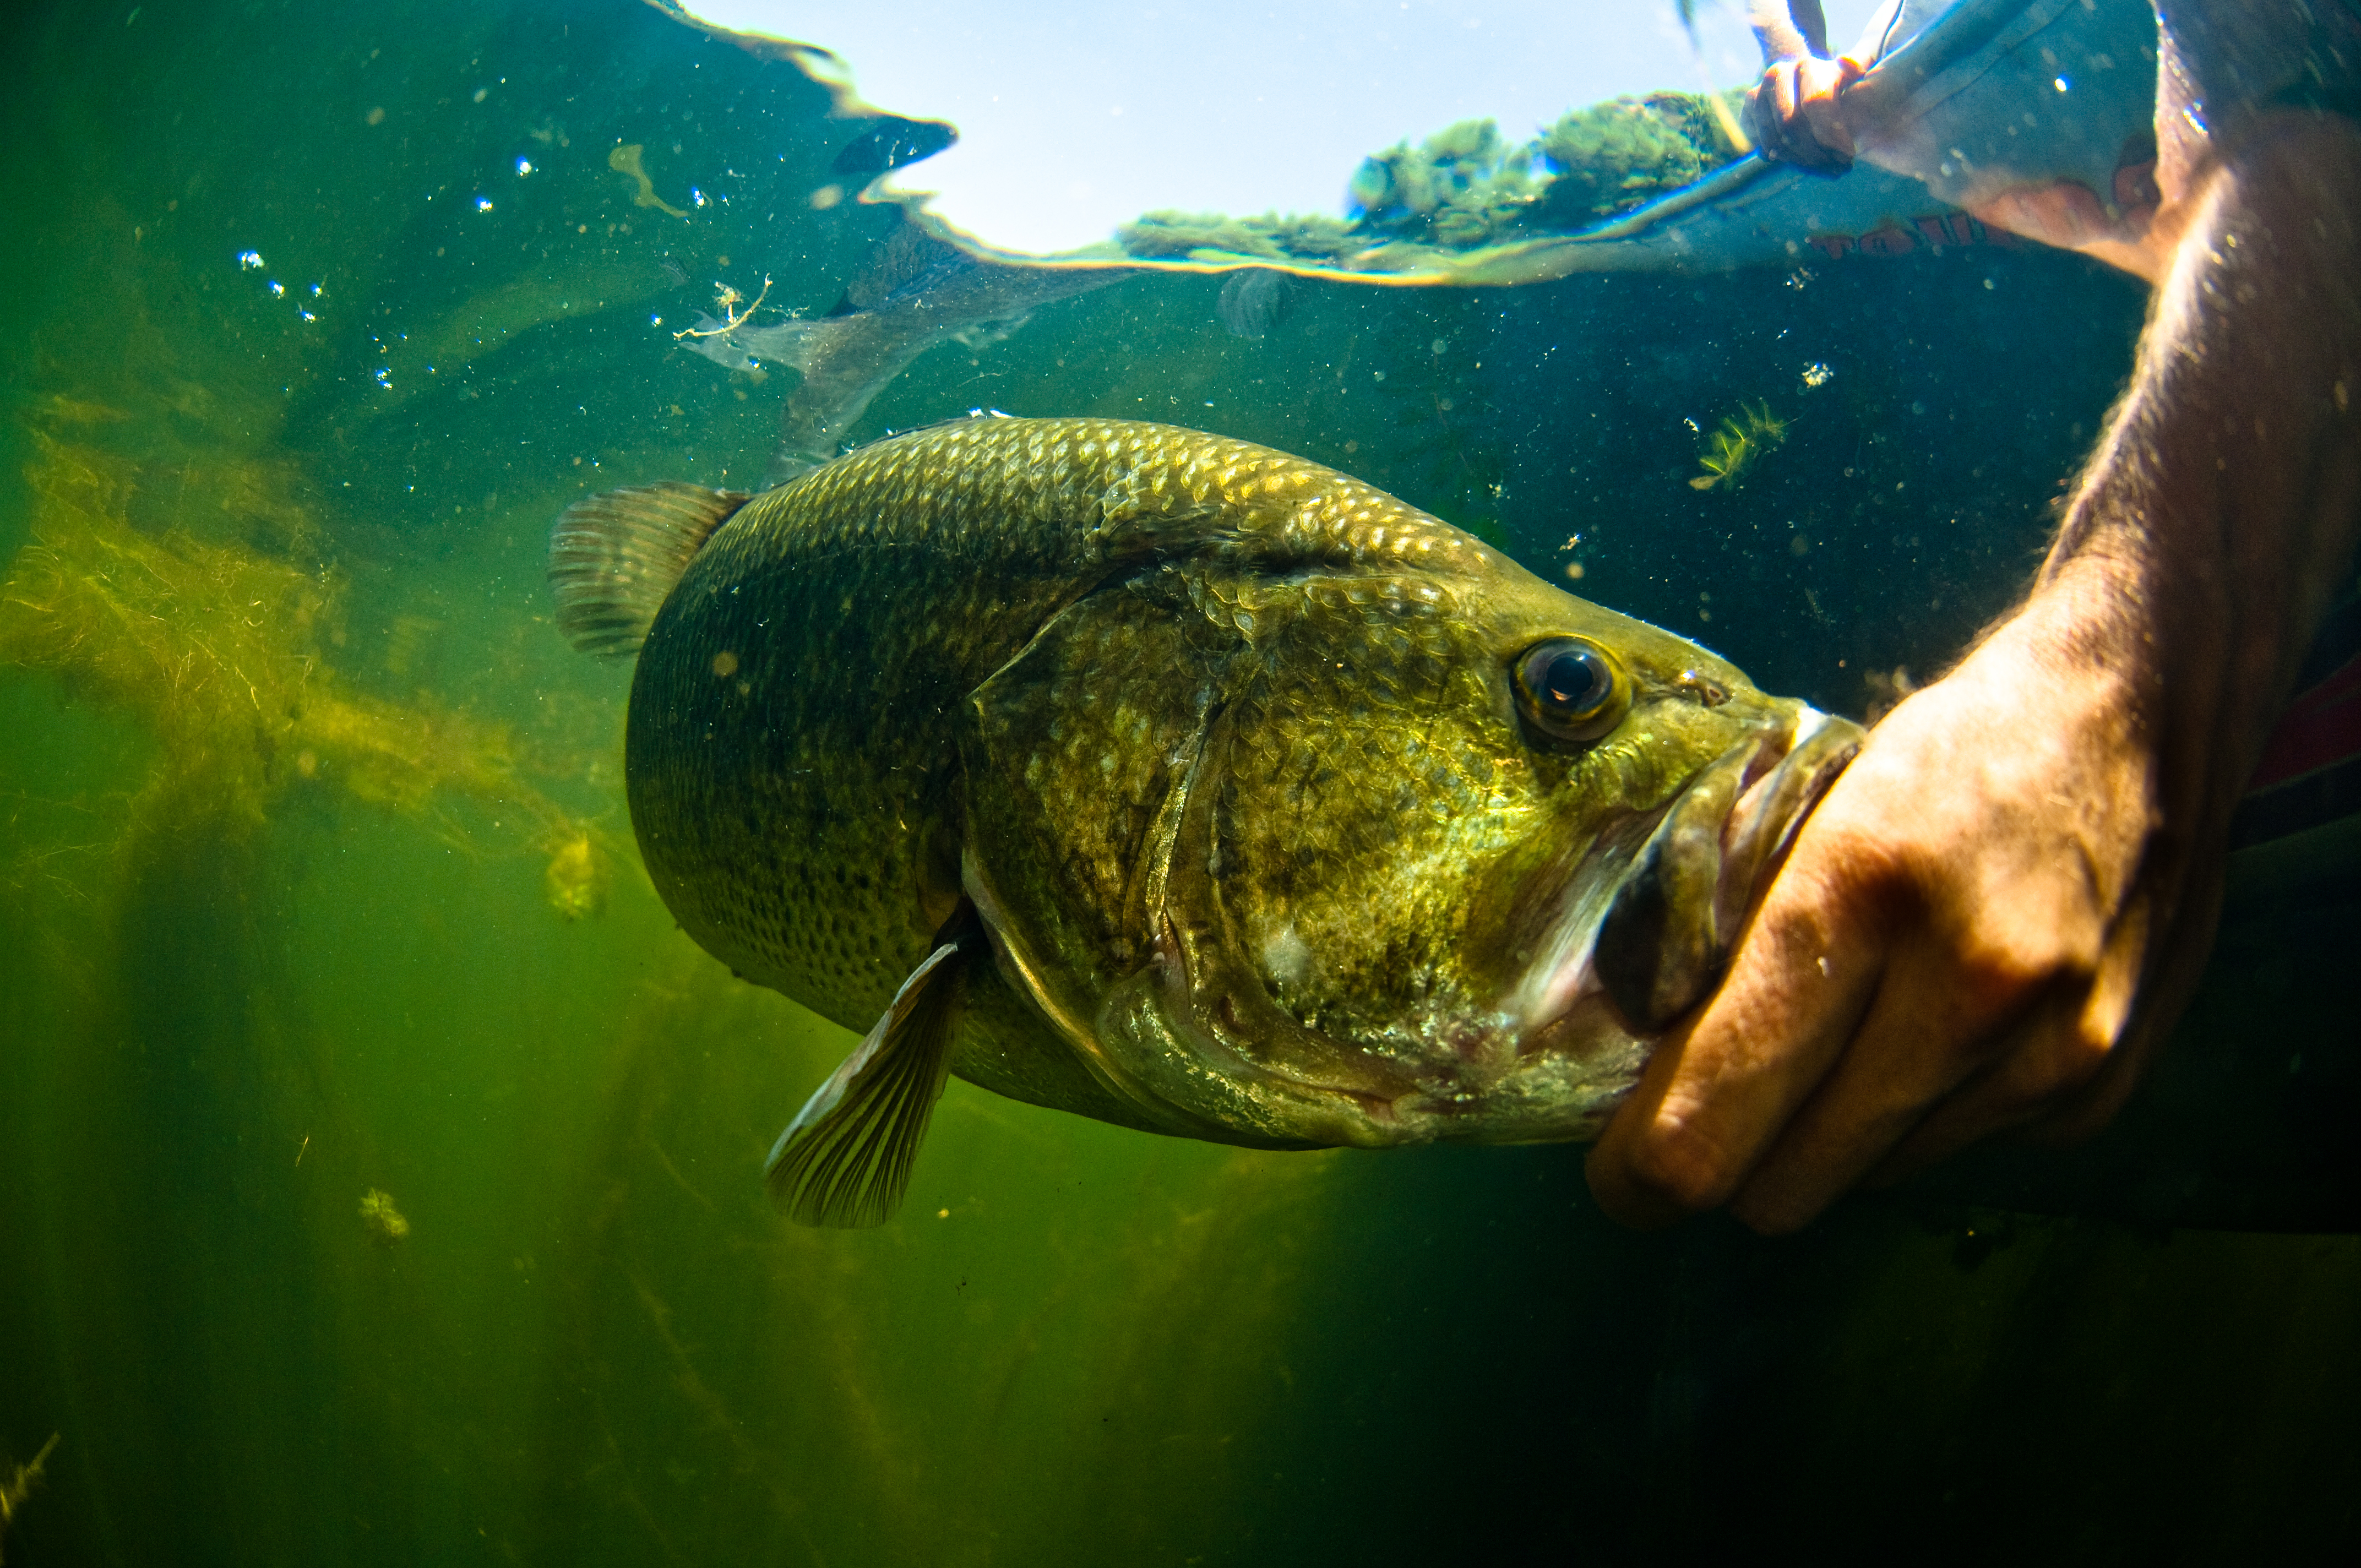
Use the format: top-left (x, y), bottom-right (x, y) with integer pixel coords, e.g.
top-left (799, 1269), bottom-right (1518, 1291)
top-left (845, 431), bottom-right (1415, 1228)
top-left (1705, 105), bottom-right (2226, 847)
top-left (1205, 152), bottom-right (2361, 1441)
top-left (550, 417), bottom-right (1859, 1225)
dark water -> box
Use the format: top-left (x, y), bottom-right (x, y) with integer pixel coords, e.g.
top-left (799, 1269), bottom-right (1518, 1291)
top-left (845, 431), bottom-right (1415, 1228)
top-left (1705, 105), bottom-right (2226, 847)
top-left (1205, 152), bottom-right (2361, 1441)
top-left (0, 2), bottom-right (2355, 1563)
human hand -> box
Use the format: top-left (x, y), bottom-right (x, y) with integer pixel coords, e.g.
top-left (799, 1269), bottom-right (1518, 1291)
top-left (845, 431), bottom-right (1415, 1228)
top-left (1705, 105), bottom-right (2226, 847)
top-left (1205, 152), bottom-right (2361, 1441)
top-left (1586, 570), bottom-right (2183, 1233)
top-left (1591, 53), bottom-right (2361, 1237)
top-left (1744, 52), bottom-right (1865, 172)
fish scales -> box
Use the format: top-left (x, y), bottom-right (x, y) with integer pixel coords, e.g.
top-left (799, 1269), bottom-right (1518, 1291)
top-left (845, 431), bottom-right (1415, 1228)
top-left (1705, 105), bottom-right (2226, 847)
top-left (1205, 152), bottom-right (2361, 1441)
top-left (629, 418), bottom-right (1481, 1102)
top-left (563, 416), bottom-right (1863, 1222)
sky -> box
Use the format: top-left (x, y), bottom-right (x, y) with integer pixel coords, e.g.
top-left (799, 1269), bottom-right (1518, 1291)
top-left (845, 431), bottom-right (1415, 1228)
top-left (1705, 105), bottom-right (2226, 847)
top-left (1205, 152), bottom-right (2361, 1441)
top-left (681, 1), bottom-right (1887, 254)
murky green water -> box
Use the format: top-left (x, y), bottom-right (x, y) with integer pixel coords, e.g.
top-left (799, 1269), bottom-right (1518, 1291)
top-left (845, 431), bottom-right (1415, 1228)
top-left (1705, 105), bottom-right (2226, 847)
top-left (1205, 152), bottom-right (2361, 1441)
top-left (2, 2), bottom-right (2356, 1562)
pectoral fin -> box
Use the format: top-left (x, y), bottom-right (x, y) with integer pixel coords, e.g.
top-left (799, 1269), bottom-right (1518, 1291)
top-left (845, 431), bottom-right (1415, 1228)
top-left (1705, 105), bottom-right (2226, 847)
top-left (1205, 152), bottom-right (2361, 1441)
top-left (765, 908), bottom-right (983, 1227)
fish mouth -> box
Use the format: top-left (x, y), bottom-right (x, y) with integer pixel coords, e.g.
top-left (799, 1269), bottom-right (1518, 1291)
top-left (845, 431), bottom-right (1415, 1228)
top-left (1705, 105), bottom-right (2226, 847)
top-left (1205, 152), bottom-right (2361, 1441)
top-left (1582, 704), bottom-right (1863, 1036)
top-left (1587, 703), bottom-right (1863, 1033)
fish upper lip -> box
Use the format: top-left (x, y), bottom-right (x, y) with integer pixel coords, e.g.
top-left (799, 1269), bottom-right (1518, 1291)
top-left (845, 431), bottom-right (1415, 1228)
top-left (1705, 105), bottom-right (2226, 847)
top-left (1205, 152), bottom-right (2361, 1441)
top-left (1711, 705), bottom-right (1862, 932)
top-left (1514, 704), bottom-right (1861, 1039)
top-left (1711, 716), bottom-right (1818, 918)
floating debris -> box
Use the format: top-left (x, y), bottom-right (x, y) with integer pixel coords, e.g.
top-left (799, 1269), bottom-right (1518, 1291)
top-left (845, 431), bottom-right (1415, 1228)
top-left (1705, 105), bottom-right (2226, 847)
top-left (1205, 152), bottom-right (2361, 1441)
top-left (608, 143), bottom-right (689, 219)
top-left (1215, 269), bottom-right (1296, 340)
top-left (543, 831), bottom-right (608, 920)
top-left (1864, 663), bottom-right (1921, 725)
top-left (674, 274), bottom-right (771, 340)
top-left (359, 1188), bottom-right (411, 1245)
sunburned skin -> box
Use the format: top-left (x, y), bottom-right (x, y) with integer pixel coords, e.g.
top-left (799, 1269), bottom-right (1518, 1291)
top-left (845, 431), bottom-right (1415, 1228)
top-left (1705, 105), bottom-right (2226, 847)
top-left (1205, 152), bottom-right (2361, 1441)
top-left (1591, 0), bottom-right (2361, 1231)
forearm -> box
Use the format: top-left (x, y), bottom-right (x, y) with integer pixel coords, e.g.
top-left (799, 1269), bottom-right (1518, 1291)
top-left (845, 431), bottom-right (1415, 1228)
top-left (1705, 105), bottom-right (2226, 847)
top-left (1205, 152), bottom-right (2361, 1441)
top-left (2026, 115), bottom-right (2361, 1109)
top-left (1586, 42), bottom-right (2361, 1234)
top-left (2052, 119), bottom-right (2360, 837)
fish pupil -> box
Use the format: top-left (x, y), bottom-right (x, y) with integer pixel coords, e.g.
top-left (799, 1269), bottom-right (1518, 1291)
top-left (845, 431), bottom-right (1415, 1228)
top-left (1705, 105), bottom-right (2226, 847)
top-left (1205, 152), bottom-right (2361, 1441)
top-left (1541, 649), bottom-right (1606, 714)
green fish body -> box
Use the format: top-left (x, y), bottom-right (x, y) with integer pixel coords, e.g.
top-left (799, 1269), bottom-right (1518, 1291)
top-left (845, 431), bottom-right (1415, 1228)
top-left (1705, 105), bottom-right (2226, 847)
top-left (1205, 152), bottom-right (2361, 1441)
top-left (550, 417), bottom-right (1858, 1224)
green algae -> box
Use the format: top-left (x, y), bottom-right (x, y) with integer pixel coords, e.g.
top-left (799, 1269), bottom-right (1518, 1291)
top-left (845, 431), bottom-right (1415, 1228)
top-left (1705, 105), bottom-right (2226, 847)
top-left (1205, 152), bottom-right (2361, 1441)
top-left (1348, 119), bottom-right (1541, 249)
top-left (0, 411), bottom-right (609, 904)
top-left (0, 1434), bottom-right (58, 1568)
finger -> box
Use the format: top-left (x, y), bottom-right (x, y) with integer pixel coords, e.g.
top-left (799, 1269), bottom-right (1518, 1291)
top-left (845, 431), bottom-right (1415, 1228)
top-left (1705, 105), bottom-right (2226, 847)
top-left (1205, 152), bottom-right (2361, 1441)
top-left (1770, 59), bottom-right (1805, 133)
top-left (1775, 70), bottom-right (1847, 170)
top-left (1795, 57), bottom-right (1859, 163)
top-left (1863, 982), bottom-right (2097, 1185)
top-left (1725, 931), bottom-right (2045, 1233)
top-left (1586, 836), bottom-right (1890, 1226)
top-left (1742, 83), bottom-right (1788, 162)
top-left (1797, 95), bottom-right (1856, 164)
top-left (1758, 62), bottom-right (1805, 162)
top-left (1879, 875), bottom-right (2165, 1178)
top-left (1584, 1013), bottom-right (1712, 1229)
top-left (1742, 83), bottom-right (1773, 155)
top-left (2014, 877), bottom-right (2186, 1147)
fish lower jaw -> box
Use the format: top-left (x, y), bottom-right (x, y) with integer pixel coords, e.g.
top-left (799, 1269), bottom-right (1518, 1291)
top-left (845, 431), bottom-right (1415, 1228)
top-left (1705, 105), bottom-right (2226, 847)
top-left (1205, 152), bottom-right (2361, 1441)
top-left (1111, 984), bottom-right (1631, 1150)
top-left (1705, 704), bottom-right (1865, 936)
top-left (1374, 1010), bottom-right (1653, 1145)
top-left (1249, 997), bottom-right (1653, 1148)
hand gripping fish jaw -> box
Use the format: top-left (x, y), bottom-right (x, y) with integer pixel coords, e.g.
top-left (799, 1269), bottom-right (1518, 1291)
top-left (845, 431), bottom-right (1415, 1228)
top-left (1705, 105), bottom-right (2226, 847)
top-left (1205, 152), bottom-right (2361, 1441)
top-left (1592, 705), bottom-right (1862, 1033)
top-left (550, 417), bottom-right (1864, 1225)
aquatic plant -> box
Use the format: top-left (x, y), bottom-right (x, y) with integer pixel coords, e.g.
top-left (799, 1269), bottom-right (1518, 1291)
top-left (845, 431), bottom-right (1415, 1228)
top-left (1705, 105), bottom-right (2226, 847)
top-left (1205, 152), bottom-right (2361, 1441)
top-left (358, 1188), bottom-right (412, 1245)
top-left (544, 829), bottom-right (610, 919)
top-left (0, 419), bottom-right (609, 910)
top-left (1688, 400), bottom-right (1791, 491)
top-left (1536, 92), bottom-right (1744, 227)
top-left (0, 1434), bottom-right (59, 1567)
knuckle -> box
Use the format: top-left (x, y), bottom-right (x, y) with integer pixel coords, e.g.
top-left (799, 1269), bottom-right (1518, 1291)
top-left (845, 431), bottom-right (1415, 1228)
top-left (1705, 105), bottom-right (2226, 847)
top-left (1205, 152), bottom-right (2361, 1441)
top-left (1989, 999), bottom-right (2119, 1120)
top-left (1950, 941), bottom-right (2058, 1008)
top-left (1947, 912), bottom-right (2107, 1010)
top-left (1625, 1113), bottom-right (1744, 1213)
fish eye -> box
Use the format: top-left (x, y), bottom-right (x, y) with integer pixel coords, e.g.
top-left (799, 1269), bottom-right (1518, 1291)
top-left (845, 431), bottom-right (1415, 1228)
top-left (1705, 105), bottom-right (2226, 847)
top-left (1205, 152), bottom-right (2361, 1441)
top-left (1513, 638), bottom-right (1628, 743)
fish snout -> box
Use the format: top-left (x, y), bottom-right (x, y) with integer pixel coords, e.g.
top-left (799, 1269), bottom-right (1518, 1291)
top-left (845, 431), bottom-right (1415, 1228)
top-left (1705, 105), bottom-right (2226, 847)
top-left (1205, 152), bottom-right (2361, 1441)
top-left (1592, 704), bottom-right (1863, 1033)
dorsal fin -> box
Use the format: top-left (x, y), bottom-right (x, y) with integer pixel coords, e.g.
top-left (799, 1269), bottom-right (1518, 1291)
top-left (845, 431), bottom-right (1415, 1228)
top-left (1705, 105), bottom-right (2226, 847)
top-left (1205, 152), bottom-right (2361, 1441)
top-left (765, 907), bottom-right (983, 1227)
top-left (547, 482), bottom-right (749, 656)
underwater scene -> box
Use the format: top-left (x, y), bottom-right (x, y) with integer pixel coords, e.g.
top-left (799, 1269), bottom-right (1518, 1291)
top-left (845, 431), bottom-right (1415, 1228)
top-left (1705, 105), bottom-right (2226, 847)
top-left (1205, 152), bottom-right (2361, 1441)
top-left (2, 0), bottom-right (2358, 1562)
